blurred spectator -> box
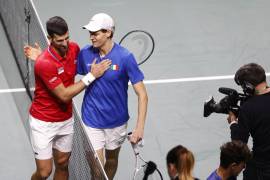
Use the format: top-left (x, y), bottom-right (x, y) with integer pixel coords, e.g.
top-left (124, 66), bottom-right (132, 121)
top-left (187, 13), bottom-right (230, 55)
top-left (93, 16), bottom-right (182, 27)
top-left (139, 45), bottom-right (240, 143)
top-left (207, 141), bottom-right (251, 180)
top-left (166, 145), bottom-right (199, 180)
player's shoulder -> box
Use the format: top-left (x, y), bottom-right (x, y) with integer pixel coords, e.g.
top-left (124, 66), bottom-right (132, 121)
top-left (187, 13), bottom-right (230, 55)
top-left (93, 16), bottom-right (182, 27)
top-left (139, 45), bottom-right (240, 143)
top-left (115, 43), bottom-right (130, 53)
top-left (69, 41), bottom-right (79, 48)
top-left (69, 41), bottom-right (80, 52)
top-left (79, 44), bottom-right (95, 54)
top-left (79, 45), bottom-right (99, 56)
top-left (114, 43), bottom-right (132, 57)
top-left (35, 51), bottom-right (54, 69)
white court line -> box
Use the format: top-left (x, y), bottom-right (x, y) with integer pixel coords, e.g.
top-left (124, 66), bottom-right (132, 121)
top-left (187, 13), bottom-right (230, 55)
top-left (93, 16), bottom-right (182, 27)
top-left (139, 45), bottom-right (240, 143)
top-left (1, 73), bottom-right (270, 93)
top-left (144, 72), bottom-right (270, 85)
top-left (144, 74), bottom-right (235, 84)
top-left (0, 87), bottom-right (34, 94)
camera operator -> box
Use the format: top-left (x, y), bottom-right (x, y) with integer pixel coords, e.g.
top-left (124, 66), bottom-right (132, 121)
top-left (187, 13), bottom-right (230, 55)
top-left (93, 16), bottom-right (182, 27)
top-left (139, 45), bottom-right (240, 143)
top-left (227, 63), bottom-right (270, 180)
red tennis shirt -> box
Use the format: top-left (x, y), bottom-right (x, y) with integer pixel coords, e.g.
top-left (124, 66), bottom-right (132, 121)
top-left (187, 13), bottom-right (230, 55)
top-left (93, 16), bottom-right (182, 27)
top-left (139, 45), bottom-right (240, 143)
top-left (29, 42), bottom-right (80, 122)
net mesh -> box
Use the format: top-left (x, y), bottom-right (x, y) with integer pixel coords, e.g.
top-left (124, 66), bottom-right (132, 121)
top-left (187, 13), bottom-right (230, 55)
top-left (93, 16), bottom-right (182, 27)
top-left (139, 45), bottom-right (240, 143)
top-left (0, 0), bottom-right (107, 179)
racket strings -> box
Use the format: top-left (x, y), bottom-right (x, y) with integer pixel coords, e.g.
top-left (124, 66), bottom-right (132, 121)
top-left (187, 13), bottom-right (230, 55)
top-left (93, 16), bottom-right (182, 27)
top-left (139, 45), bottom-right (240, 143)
top-left (119, 30), bottom-right (155, 66)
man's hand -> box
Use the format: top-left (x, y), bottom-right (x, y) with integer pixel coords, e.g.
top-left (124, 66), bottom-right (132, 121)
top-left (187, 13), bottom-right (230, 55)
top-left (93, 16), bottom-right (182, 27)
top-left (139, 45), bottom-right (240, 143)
top-left (24, 42), bottom-right (42, 61)
top-left (90, 59), bottom-right (112, 78)
top-left (129, 128), bottom-right (144, 144)
top-left (227, 111), bottom-right (238, 125)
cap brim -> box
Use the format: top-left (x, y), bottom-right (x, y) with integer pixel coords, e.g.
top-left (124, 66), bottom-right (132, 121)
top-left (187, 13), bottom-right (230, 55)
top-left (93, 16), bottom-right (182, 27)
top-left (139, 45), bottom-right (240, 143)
top-left (82, 23), bottom-right (101, 32)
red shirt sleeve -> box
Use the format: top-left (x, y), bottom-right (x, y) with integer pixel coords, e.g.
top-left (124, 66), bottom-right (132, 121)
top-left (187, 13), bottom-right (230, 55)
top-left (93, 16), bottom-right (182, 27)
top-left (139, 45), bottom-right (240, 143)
top-left (35, 59), bottom-right (62, 90)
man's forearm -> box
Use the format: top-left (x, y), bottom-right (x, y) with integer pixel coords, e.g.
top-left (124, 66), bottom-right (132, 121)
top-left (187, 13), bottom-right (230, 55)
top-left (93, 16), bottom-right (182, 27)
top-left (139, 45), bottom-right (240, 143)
top-left (136, 93), bottom-right (148, 130)
top-left (52, 72), bottom-right (95, 103)
top-left (60, 81), bottom-right (87, 102)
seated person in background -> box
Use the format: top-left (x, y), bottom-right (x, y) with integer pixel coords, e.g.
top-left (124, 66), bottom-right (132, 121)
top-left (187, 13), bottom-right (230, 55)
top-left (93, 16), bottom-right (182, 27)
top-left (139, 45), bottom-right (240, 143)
top-left (207, 140), bottom-right (251, 180)
top-left (166, 144), bottom-right (199, 180)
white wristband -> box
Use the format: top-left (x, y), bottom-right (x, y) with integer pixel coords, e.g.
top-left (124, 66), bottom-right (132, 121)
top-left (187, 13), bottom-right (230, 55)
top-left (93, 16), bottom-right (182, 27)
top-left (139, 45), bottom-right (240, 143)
top-left (81, 72), bottom-right (96, 86)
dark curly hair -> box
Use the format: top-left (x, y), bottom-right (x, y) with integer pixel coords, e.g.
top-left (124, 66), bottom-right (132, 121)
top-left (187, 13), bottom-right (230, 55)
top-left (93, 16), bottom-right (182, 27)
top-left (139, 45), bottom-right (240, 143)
top-left (220, 140), bottom-right (251, 168)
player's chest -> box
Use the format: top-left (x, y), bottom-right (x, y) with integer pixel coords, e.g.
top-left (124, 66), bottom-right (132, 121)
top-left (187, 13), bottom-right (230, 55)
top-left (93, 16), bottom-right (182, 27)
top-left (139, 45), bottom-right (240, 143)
top-left (97, 56), bottom-right (125, 81)
top-left (55, 57), bottom-right (77, 81)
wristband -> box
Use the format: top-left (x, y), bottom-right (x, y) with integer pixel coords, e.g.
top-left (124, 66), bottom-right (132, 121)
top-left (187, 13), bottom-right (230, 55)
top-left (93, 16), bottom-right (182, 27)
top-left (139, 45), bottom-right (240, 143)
top-left (81, 72), bottom-right (96, 86)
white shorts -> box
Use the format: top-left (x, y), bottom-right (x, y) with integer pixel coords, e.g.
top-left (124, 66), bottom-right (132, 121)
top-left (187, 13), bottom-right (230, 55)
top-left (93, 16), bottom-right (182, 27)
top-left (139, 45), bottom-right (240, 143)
top-left (83, 123), bottom-right (127, 151)
top-left (29, 115), bottom-right (74, 160)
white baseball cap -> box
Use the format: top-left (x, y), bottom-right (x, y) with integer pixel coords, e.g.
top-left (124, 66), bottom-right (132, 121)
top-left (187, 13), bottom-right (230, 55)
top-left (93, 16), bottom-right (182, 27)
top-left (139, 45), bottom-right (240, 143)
top-left (83, 13), bottom-right (115, 32)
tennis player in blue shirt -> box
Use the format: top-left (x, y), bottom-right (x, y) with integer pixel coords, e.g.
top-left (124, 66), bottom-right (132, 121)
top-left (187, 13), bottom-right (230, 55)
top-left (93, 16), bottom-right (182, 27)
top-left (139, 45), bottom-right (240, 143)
top-left (78, 13), bottom-right (148, 180)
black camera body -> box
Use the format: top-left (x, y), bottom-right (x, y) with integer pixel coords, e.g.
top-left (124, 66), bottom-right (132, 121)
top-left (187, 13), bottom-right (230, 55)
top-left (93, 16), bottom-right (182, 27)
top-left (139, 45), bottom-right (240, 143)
top-left (203, 87), bottom-right (250, 117)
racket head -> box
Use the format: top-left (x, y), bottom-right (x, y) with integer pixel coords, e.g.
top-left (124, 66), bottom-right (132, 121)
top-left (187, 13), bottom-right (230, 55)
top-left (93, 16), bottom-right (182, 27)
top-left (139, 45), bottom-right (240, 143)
top-left (133, 161), bottom-right (163, 180)
top-left (119, 30), bottom-right (155, 66)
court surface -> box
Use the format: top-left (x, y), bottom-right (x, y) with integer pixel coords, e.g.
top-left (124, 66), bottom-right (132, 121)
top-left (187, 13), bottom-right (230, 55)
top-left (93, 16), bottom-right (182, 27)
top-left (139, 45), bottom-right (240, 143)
top-left (1, 0), bottom-right (270, 179)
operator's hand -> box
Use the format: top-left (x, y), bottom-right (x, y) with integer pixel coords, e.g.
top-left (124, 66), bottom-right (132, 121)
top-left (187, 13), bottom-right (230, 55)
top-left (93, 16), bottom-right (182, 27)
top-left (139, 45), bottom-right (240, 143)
top-left (90, 59), bottom-right (111, 78)
top-left (227, 111), bottom-right (237, 125)
top-left (129, 128), bottom-right (144, 144)
top-left (24, 42), bottom-right (42, 61)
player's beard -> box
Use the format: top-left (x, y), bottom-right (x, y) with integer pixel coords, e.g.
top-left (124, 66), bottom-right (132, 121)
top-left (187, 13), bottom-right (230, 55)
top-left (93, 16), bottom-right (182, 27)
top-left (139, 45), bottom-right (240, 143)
top-left (58, 45), bottom-right (68, 55)
top-left (52, 42), bottom-right (68, 57)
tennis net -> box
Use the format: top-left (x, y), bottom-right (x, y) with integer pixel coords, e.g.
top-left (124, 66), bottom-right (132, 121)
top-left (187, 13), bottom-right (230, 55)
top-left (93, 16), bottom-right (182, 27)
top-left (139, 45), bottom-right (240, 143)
top-left (0, 0), bottom-right (107, 179)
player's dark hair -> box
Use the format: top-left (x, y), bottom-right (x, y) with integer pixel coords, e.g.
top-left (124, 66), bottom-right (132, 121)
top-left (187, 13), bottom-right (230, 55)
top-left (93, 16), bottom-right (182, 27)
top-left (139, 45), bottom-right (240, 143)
top-left (220, 140), bottom-right (251, 169)
top-left (46, 16), bottom-right (68, 37)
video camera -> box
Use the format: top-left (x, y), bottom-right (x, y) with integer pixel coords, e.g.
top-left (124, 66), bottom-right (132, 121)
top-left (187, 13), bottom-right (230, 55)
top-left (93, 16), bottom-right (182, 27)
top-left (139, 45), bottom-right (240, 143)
top-left (203, 87), bottom-right (250, 117)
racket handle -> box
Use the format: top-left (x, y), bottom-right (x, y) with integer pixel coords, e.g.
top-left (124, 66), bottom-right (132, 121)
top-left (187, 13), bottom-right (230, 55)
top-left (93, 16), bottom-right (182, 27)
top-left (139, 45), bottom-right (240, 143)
top-left (127, 132), bottom-right (144, 155)
top-left (137, 139), bottom-right (144, 147)
top-left (127, 132), bottom-right (144, 144)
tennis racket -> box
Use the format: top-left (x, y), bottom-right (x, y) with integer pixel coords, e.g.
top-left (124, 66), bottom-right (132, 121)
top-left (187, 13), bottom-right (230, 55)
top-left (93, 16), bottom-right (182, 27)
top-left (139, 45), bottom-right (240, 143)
top-left (119, 30), bottom-right (155, 66)
top-left (127, 132), bottom-right (163, 180)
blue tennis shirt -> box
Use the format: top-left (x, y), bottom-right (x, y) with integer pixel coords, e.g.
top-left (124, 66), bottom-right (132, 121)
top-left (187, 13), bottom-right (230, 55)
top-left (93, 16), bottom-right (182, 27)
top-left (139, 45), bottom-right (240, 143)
top-left (77, 43), bottom-right (144, 128)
